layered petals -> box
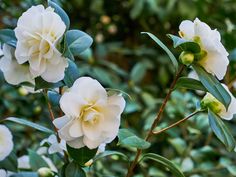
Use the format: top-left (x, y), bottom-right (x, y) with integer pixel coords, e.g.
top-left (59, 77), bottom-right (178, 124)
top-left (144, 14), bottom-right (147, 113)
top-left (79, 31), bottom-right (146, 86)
top-left (53, 77), bottom-right (126, 149)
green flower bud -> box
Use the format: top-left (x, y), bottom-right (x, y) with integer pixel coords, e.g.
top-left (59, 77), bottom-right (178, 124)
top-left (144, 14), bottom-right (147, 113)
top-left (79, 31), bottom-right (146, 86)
top-left (201, 93), bottom-right (225, 114)
top-left (179, 51), bottom-right (194, 65)
top-left (37, 167), bottom-right (54, 177)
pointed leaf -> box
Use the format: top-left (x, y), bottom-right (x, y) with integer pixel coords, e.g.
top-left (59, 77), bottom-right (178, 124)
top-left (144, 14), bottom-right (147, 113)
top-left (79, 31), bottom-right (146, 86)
top-left (48, 0), bottom-right (70, 29)
top-left (67, 145), bottom-right (97, 166)
top-left (141, 32), bottom-right (178, 71)
top-left (0, 152), bottom-right (18, 172)
top-left (63, 60), bottom-right (80, 87)
top-left (208, 110), bottom-right (235, 151)
top-left (94, 151), bottom-right (128, 162)
top-left (118, 129), bottom-right (150, 149)
top-left (192, 64), bottom-right (231, 109)
top-left (5, 117), bottom-right (54, 134)
top-left (0, 29), bottom-right (17, 47)
top-left (64, 30), bottom-right (93, 59)
top-left (142, 153), bottom-right (185, 177)
top-left (175, 77), bottom-right (207, 91)
top-left (28, 150), bottom-right (49, 171)
top-left (65, 162), bottom-right (86, 177)
top-left (167, 34), bottom-right (201, 53)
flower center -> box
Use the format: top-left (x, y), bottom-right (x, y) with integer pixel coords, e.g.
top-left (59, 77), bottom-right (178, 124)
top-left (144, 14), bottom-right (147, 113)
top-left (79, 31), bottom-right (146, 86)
top-left (79, 104), bottom-right (101, 124)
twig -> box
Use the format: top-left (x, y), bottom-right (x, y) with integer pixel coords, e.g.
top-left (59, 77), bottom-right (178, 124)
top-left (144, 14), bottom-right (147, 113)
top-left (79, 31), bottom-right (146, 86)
top-left (125, 65), bottom-right (185, 177)
top-left (152, 110), bottom-right (202, 135)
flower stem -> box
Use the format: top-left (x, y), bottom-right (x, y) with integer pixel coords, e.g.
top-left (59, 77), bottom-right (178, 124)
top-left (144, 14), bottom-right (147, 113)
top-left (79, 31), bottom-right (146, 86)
top-left (125, 65), bottom-right (185, 177)
top-left (43, 89), bottom-right (69, 163)
top-left (152, 110), bottom-right (203, 135)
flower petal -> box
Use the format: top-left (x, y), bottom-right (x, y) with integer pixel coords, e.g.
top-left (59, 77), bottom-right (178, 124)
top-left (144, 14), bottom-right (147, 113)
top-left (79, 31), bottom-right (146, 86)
top-left (179, 20), bottom-right (194, 40)
top-left (67, 137), bottom-right (85, 149)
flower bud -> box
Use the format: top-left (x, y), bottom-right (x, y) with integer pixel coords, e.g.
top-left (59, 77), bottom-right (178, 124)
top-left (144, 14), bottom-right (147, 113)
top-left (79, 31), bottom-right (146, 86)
top-left (201, 93), bottom-right (225, 114)
top-left (37, 167), bottom-right (54, 177)
top-left (179, 51), bottom-right (194, 65)
top-left (84, 159), bottom-right (93, 167)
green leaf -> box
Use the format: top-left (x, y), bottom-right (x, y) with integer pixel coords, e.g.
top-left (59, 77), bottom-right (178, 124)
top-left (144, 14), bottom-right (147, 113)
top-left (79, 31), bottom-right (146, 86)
top-left (142, 153), bottom-right (185, 177)
top-left (167, 34), bottom-right (201, 53)
top-left (65, 162), bottom-right (86, 177)
top-left (35, 77), bottom-right (64, 90)
top-left (28, 150), bottom-right (49, 171)
top-left (208, 110), bottom-right (235, 151)
top-left (10, 172), bottom-right (38, 177)
top-left (48, 0), bottom-right (70, 29)
top-left (5, 117), bottom-right (54, 134)
top-left (94, 150), bottom-right (129, 162)
top-left (0, 29), bottom-right (17, 47)
top-left (141, 32), bottom-right (178, 71)
top-left (0, 151), bottom-right (18, 172)
top-left (118, 129), bottom-right (150, 149)
top-left (67, 144), bottom-right (97, 166)
top-left (47, 90), bottom-right (61, 107)
top-left (63, 60), bottom-right (80, 87)
top-left (175, 77), bottom-right (207, 91)
top-left (192, 64), bottom-right (231, 109)
top-left (64, 30), bottom-right (93, 59)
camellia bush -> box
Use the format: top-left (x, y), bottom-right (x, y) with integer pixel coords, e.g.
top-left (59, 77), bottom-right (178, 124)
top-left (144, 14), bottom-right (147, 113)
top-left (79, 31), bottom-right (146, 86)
top-left (0, 1), bottom-right (235, 177)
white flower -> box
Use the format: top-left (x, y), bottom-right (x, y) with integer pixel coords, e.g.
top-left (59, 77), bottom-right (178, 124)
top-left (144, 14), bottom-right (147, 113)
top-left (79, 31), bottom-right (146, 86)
top-left (18, 155), bottom-right (31, 169)
top-left (53, 77), bottom-right (126, 149)
top-left (201, 84), bottom-right (236, 120)
top-left (15, 5), bottom-right (68, 83)
top-left (0, 125), bottom-right (13, 161)
top-left (0, 169), bottom-right (6, 177)
top-left (0, 44), bottom-right (34, 85)
top-left (179, 18), bottom-right (229, 80)
top-left (40, 134), bottom-right (66, 154)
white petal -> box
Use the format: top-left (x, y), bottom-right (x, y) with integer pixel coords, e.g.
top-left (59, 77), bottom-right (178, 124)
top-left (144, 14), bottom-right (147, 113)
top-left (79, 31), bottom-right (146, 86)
top-left (70, 77), bottom-right (107, 105)
top-left (0, 169), bottom-right (7, 177)
top-left (59, 92), bottom-right (86, 118)
top-left (193, 18), bottom-right (212, 40)
top-left (179, 20), bottom-right (194, 40)
top-left (198, 52), bottom-right (229, 80)
top-left (40, 56), bottom-right (68, 83)
top-left (69, 119), bottom-right (83, 138)
top-left (17, 155), bottom-right (30, 169)
top-left (67, 137), bottom-right (85, 149)
top-left (108, 95), bottom-right (126, 115)
top-left (53, 115), bottom-right (71, 129)
top-left (83, 136), bottom-right (103, 149)
top-left (219, 84), bottom-right (236, 120)
top-left (0, 125), bottom-right (13, 161)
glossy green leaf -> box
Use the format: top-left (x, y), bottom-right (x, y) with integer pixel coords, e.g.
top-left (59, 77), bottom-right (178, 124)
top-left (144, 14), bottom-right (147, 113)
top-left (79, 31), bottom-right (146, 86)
top-left (118, 129), bottom-right (150, 149)
top-left (0, 152), bottom-right (18, 172)
top-left (141, 32), bottom-right (178, 71)
top-left (167, 34), bottom-right (201, 53)
top-left (28, 150), bottom-right (49, 171)
top-left (142, 153), bottom-right (185, 177)
top-left (63, 60), bottom-right (80, 87)
top-left (65, 162), bottom-right (86, 177)
top-left (48, 0), bottom-right (70, 29)
top-left (192, 64), bottom-right (231, 109)
top-left (64, 30), bottom-right (93, 59)
top-left (175, 77), bottom-right (207, 91)
top-left (35, 77), bottom-right (64, 90)
top-left (0, 29), bottom-right (17, 47)
top-left (5, 117), bottom-right (54, 134)
top-left (67, 144), bottom-right (97, 166)
top-left (94, 150), bottom-right (129, 162)
top-left (47, 90), bottom-right (61, 107)
top-left (208, 110), bottom-right (235, 151)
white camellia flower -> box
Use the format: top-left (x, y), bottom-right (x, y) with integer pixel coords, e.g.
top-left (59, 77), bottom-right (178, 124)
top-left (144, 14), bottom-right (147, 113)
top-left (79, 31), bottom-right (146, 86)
top-left (179, 18), bottom-right (229, 80)
top-left (15, 5), bottom-right (68, 83)
top-left (40, 134), bottom-right (66, 154)
top-left (201, 84), bottom-right (236, 120)
top-left (0, 169), bottom-right (6, 177)
top-left (53, 77), bottom-right (126, 149)
top-left (0, 44), bottom-right (34, 85)
top-left (0, 125), bottom-right (14, 161)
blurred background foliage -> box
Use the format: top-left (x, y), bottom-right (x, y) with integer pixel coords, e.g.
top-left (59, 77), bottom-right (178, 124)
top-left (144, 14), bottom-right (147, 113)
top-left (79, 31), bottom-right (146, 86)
top-left (0, 0), bottom-right (236, 176)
